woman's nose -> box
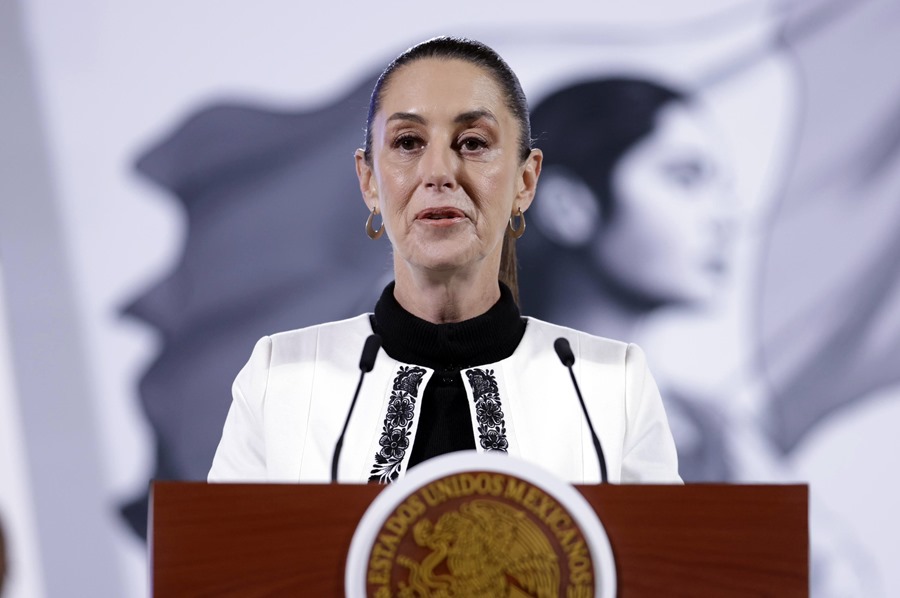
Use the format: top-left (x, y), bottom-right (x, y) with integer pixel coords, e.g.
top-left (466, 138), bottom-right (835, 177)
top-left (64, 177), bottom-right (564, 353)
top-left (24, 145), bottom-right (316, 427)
top-left (709, 196), bottom-right (738, 244)
top-left (421, 144), bottom-right (458, 191)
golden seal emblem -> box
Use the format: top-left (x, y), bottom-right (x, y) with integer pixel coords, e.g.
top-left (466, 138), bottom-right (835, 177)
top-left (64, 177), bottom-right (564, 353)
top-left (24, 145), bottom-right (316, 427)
top-left (347, 453), bottom-right (616, 598)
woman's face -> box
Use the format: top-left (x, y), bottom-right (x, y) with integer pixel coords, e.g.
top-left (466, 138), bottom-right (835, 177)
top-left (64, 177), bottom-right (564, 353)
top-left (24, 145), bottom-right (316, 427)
top-left (592, 102), bottom-right (734, 306)
top-left (357, 59), bottom-right (540, 279)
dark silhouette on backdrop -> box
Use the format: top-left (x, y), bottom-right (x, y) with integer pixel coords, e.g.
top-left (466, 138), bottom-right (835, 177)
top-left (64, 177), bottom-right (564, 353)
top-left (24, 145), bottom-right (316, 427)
top-left (121, 74), bottom-right (391, 536)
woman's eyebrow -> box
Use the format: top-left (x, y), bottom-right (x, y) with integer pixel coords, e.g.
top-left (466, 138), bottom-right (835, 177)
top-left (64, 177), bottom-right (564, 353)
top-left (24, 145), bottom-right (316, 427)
top-left (386, 112), bottom-right (426, 125)
top-left (385, 110), bottom-right (497, 126)
top-left (454, 110), bottom-right (497, 125)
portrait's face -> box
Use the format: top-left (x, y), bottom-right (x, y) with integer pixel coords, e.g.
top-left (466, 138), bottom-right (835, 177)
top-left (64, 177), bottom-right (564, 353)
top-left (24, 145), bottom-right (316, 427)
top-left (592, 102), bottom-right (734, 306)
top-left (357, 58), bottom-right (539, 279)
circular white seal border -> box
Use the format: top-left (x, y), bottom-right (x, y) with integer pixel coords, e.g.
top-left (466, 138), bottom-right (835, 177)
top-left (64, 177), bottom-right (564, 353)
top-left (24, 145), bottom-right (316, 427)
top-left (345, 451), bottom-right (617, 597)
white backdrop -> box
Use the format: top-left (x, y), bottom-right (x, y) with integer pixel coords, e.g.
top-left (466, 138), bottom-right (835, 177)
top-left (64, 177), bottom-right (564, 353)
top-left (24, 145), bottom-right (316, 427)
top-left (2, 1), bottom-right (898, 596)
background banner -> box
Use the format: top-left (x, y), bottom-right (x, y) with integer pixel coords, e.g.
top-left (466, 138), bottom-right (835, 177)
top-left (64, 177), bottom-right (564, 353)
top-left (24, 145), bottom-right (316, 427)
top-left (1, 1), bottom-right (897, 596)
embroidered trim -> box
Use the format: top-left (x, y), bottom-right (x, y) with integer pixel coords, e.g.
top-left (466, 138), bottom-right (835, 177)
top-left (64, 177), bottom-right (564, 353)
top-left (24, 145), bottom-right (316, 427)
top-left (465, 368), bottom-right (509, 452)
top-left (369, 365), bottom-right (427, 484)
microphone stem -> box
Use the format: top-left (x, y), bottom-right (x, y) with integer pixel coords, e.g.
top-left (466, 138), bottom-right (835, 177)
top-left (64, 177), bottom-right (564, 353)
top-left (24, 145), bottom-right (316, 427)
top-left (567, 365), bottom-right (608, 484)
top-left (331, 368), bottom-right (366, 483)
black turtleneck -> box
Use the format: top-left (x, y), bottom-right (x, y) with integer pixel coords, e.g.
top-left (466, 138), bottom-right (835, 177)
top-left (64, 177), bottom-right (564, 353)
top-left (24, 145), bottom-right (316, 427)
top-left (370, 282), bottom-right (526, 468)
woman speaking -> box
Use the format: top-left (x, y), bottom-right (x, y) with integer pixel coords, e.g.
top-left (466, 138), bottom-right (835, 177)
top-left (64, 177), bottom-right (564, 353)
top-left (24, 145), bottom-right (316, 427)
top-left (208, 37), bottom-right (680, 485)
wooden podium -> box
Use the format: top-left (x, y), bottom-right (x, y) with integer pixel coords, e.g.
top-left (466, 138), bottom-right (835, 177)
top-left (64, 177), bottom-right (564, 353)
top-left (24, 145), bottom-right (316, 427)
top-left (150, 482), bottom-right (808, 596)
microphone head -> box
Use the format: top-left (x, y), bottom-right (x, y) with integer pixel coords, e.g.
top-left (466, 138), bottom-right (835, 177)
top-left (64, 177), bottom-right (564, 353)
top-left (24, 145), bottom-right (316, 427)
top-left (553, 337), bottom-right (575, 367)
top-left (360, 334), bottom-right (382, 372)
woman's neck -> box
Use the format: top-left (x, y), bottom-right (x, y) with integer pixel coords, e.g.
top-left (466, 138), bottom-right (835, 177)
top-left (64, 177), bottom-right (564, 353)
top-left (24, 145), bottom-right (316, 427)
top-left (539, 257), bottom-right (648, 342)
top-left (392, 260), bottom-right (502, 324)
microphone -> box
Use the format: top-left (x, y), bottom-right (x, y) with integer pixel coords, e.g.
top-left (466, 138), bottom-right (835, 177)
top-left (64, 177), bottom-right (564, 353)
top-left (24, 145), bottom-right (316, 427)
top-left (331, 334), bottom-right (382, 482)
top-left (554, 337), bottom-right (608, 483)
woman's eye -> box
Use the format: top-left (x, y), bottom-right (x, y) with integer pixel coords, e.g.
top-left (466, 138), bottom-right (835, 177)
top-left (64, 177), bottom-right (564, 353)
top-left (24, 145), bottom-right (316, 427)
top-left (394, 135), bottom-right (423, 151)
top-left (664, 160), bottom-right (706, 188)
top-left (460, 137), bottom-right (487, 152)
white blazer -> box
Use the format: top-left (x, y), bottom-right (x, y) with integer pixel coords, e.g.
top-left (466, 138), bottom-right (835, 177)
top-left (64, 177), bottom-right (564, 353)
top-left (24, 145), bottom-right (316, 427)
top-left (208, 314), bottom-right (681, 484)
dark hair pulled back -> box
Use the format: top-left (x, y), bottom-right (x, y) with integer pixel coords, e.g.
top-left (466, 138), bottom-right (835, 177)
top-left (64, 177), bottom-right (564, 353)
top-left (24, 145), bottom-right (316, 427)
top-left (530, 77), bottom-right (686, 220)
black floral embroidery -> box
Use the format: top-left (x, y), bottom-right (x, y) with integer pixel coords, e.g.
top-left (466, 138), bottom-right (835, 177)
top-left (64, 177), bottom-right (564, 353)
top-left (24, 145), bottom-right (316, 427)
top-left (369, 366), bottom-right (426, 483)
top-left (379, 428), bottom-right (409, 460)
top-left (482, 429), bottom-right (508, 451)
top-left (465, 369), bottom-right (509, 453)
top-left (476, 399), bottom-right (503, 427)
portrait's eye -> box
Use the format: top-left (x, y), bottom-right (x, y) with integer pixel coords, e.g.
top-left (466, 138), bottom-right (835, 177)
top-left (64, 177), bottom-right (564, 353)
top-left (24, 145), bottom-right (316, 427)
top-left (663, 159), bottom-right (707, 189)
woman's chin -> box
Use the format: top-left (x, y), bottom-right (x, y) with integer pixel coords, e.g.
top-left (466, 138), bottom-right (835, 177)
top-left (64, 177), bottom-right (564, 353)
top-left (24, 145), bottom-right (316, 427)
top-left (661, 283), bottom-right (719, 308)
top-left (399, 237), bottom-right (485, 271)
top-left (404, 250), bottom-right (484, 277)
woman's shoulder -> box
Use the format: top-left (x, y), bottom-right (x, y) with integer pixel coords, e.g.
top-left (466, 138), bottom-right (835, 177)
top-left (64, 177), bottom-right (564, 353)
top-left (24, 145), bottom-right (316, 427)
top-left (521, 316), bottom-right (631, 356)
top-left (239, 313), bottom-right (375, 375)
top-left (267, 313), bottom-right (374, 346)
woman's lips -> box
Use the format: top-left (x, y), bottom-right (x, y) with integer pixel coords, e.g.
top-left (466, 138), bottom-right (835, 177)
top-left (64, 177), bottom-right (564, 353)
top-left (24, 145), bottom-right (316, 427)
top-left (416, 207), bottom-right (467, 226)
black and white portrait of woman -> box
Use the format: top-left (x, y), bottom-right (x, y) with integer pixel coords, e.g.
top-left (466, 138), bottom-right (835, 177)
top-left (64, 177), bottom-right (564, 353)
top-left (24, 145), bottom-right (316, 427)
top-left (519, 77), bottom-right (735, 481)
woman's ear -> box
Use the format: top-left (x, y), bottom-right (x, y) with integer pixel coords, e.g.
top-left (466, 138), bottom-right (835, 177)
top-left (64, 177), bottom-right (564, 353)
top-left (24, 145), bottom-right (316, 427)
top-left (354, 149), bottom-right (378, 211)
top-left (515, 148), bottom-right (543, 213)
top-left (532, 166), bottom-right (602, 247)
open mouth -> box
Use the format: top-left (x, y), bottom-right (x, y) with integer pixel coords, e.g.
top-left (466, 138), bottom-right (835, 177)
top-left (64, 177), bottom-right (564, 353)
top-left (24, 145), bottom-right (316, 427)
top-left (417, 208), bottom-right (466, 221)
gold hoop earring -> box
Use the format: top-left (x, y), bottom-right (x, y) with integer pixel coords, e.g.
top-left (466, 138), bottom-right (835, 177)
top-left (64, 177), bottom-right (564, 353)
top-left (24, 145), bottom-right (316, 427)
top-left (507, 207), bottom-right (526, 239)
top-left (366, 207), bottom-right (384, 240)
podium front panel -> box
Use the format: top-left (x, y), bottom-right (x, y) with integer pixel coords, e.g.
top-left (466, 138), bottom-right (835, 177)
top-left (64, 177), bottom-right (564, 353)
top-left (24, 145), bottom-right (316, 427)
top-left (150, 482), bottom-right (807, 596)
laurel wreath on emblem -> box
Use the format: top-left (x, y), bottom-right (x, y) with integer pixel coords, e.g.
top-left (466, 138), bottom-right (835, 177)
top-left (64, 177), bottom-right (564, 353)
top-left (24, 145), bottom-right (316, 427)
top-left (396, 499), bottom-right (560, 598)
